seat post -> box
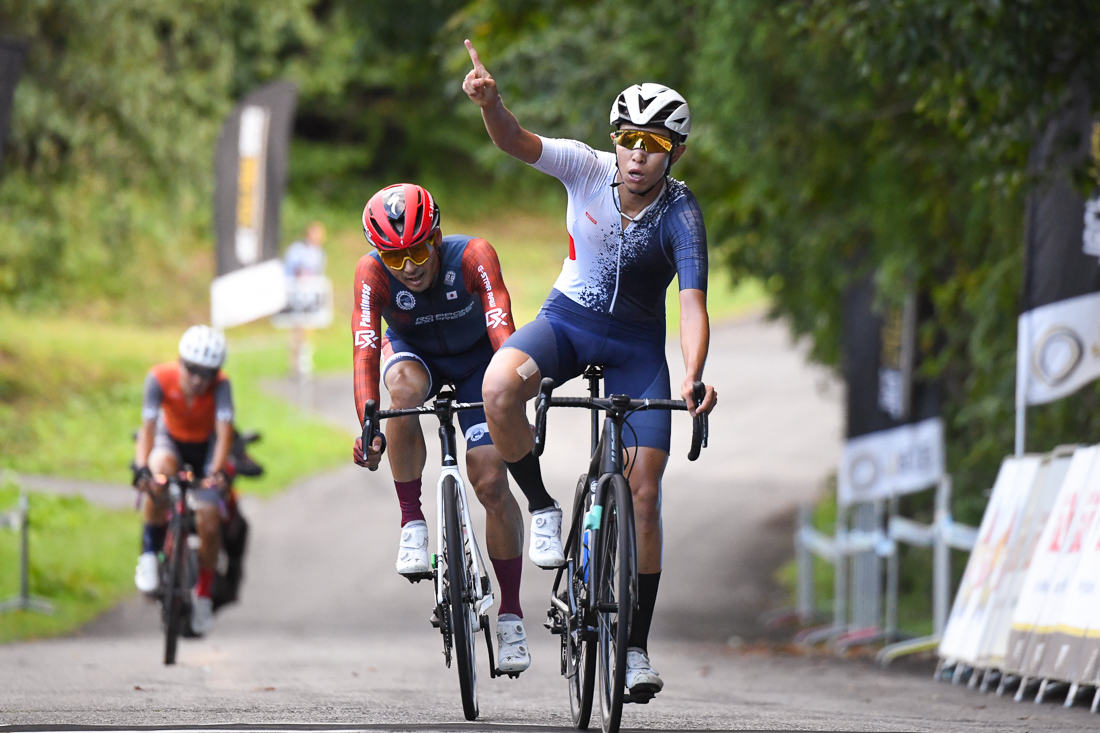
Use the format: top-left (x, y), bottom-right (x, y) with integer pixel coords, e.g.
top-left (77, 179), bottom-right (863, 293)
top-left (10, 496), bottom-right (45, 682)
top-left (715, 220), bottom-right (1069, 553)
top-left (583, 365), bottom-right (603, 455)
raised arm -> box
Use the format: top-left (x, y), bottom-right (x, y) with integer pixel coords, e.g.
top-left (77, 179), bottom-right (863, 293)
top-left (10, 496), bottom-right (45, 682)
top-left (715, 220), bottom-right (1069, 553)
top-left (462, 39), bottom-right (542, 164)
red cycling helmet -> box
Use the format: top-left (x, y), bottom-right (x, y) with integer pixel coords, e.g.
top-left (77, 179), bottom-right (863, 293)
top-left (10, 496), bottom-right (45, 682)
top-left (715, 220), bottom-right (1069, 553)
top-left (362, 183), bottom-right (440, 251)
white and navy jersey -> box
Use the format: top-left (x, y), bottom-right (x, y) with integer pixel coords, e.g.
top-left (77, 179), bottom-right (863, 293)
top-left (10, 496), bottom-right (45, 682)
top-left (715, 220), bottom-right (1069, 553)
top-left (531, 135), bottom-right (708, 323)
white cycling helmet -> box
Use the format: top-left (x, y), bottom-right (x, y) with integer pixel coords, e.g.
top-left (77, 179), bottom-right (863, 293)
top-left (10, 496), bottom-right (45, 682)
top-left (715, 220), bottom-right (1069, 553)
top-left (610, 83), bottom-right (691, 142)
top-left (179, 325), bottom-right (227, 370)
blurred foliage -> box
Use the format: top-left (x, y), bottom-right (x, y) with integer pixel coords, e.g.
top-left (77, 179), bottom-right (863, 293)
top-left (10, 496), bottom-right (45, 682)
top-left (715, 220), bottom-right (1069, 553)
top-left (1, 0), bottom-right (1099, 528)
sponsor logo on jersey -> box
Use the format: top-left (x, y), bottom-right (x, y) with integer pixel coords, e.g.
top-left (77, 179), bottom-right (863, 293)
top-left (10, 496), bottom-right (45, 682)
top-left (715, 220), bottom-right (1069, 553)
top-left (444, 270), bottom-right (455, 286)
top-left (586, 211), bottom-right (598, 225)
top-left (477, 265), bottom-right (497, 308)
top-left (465, 424), bottom-right (488, 444)
top-left (396, 290), bottom-right (416, 310)
top-left (355, 329), bottom-right (378, 349)
top-left (446, 291), bottom-right (457, 300)
top-left (415, 301), bottom-right (475, 325)
top-left (485, 307), bottom-right (508, 329)
top-left (358, 283), bottom-right (376, 344)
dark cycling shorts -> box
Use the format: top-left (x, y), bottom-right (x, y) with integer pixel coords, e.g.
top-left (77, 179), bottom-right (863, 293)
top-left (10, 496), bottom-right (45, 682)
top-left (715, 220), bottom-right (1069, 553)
top-left (381, 332), bottom-right (495, 450)
top-left (152, 422), bottom-right (221, 504)
top-left (502, 290), bottom-right (672, 453)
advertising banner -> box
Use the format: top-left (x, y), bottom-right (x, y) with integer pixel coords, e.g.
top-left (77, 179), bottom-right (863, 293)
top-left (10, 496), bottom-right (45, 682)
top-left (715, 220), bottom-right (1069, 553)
top-left (0, 39), bottom-right (28, 181)
top-left (939, 456), bottom-right (1042, 665)
top-left (271, 275), bottom-right (334, 330)
top-left (1017, 81), bottom-right (1100, 407)
top-left (210, 81), bottom-right (297, 329)
top-left (1004, 446), bottom-right (1100, 674)
top-left (838, 275), bottom-right (943, 505)
top-left (974, 451), bottom-right (1072, 669)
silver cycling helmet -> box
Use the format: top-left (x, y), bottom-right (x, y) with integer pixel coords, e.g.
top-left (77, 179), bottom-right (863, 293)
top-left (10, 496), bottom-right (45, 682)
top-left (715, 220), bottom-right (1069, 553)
top-left (179, 325), bottom-right (227, 370)
top-left (610, 83), bottom-right (691, 142)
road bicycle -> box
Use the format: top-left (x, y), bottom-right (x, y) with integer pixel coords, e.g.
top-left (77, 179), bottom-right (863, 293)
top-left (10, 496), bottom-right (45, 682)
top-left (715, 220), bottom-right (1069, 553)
top-left (534, 366), bottom-right (708, 733)
top-left (361, 388), bottom-right (516, 721)
top-left (142, 468), bottom-right (201, 666)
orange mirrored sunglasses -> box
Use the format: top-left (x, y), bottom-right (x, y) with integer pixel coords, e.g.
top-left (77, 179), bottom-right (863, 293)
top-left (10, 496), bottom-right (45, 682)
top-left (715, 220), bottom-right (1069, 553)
top-left (378, 236), bottom-right (435, 270)
top-left (610, 129), bottom-right (674, 154)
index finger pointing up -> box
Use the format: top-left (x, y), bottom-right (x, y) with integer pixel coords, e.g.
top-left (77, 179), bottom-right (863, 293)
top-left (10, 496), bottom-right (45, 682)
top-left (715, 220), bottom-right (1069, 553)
top-left (464, 39), bottom-right (484, 72)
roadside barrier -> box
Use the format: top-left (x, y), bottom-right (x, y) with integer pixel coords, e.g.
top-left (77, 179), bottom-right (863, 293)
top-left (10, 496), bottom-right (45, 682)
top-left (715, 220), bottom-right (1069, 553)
top-left (790, 476), bottom-right (978, 660)
top-left (937, 444), bottom-right (1100, 713)
top-left (0, 481), bottom-right (56, 615)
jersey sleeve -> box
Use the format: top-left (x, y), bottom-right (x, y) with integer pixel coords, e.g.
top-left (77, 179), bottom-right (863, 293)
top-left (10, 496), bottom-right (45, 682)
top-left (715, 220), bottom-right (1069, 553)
top-left (531, 136), bottom-right (614, 193)
top-left (461, 238), bottom-right (516, 351)
top-left (213, 378), bottom-right (234, 424)
top-left (141, 371), bottom-right (163, 422)
top-left (667, 192), bottom-right (709, 293)
top-left (352, 255), bottom-right (392, 426)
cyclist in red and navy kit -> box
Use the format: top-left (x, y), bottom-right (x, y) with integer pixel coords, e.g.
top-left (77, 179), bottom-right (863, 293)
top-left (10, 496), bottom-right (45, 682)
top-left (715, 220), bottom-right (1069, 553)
top-left (351, 182), bottom-right (530, 673)
top-left (464, 41), bottom-right (718, 698)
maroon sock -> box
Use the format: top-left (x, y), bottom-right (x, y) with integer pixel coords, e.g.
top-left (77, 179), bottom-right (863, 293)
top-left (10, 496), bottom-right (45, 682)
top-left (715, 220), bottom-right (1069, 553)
top-left (196, 567), bottom-right (215, 598)
top-left (491, 555), bottom-right (523, 618)
top-left (395, 478), bottom-right (425, 526)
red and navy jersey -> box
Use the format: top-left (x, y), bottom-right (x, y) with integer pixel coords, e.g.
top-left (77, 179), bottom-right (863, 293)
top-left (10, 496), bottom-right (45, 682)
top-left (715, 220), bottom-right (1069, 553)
top-left (352, 235), bottom-right (514, 421)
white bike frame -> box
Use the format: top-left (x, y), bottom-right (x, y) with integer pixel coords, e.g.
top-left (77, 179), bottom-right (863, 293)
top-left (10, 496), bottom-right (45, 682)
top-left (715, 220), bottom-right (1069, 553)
top-left (433, 464), bottom-right (495, 620)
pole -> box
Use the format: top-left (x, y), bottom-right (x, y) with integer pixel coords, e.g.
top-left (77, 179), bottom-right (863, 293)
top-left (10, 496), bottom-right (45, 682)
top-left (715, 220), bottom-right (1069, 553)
top-left (0, 489), bottom-right (55, 615)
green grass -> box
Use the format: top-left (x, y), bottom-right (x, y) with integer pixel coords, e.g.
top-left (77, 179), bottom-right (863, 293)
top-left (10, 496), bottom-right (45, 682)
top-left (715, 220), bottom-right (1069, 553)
top-left (0, 312), bottom-right (350, 494)
top-left (0, 482), bottom-right (137, 643)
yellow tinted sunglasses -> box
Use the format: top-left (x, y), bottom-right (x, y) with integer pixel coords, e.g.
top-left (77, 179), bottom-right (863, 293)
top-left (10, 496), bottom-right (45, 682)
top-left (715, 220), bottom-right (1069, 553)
top-left (610, 129), bottom-right (674, 154)
top-left (378, 237), bottom-right (434, 270)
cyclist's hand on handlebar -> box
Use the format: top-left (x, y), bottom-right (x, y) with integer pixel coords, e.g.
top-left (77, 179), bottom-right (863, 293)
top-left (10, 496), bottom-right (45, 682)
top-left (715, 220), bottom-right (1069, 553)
top-left (681, 378), bottom-right (717, 417)
top-left (462, 40), bottom-right (499, 109)
top-left (353, 434), bottom-right (386, 471)
top-left (203, 469), bottom-right (230, 493)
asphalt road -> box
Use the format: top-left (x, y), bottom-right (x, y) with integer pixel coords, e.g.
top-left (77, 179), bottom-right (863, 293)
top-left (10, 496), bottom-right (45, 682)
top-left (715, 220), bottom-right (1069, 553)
top-left (1, 312), bottom-right (1096, 731)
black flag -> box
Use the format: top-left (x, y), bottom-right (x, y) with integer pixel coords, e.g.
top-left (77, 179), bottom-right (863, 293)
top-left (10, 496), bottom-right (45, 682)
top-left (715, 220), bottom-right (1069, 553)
top-left (210, 81), bottom-right (297, 329)
top-left (838, 273), bottom-right (943, 505)
top-left (0, 39), bottom-right (29, 181)
top-left (1016, 79), bottom-right (1100, 408)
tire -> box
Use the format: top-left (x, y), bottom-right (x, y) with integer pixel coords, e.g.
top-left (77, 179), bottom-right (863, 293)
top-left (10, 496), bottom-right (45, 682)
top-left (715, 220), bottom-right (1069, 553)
top-left (596, 475), bottom-right (634, 733)
top-left (162, 511), bottom-right (188, 666)
top-left (567, 475), bottom-right (596, 729)
top-left (444, 475), bottom-right (478, 721)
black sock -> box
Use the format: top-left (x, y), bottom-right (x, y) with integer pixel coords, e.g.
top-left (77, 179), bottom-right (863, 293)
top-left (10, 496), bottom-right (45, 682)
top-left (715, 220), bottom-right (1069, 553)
top-left (628, 571), bottom-right (661, 651)
top-left (142, 524), bottom-right (167, 554)
top-left (503, 452), bottom-right (555, 512)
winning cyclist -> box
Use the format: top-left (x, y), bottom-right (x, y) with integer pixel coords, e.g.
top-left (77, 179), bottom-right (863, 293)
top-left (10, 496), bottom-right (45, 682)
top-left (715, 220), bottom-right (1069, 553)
top-left (463, 41), bottom-right (718, 698)
top-left (352, 182), bottom-right (530, 674)
top-left (132, 325), bottom-right (237, 636)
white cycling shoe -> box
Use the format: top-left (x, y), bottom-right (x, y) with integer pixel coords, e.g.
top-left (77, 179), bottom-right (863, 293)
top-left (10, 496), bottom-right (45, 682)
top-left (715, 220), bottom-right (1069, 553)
top-left (529, 504), bottom-right (565, 568)
top-left (625, 647), bottom-right (664, 697)
top-left (134, 552), bottom-right (159, 594)
top-left (396, 520), bottom-right (431, 576)
top-left (496, 613), bottom-right (531, 674)
top-left (190, 592), bottom-right (214, 636)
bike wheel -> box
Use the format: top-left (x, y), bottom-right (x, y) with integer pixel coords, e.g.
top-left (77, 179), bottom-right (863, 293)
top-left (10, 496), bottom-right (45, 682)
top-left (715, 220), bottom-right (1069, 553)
top-left (162, 512), bottom-right (188, 665)
top-left (443, 475), bottom-right (478, 721)
top-left (596, 475), bottom-right (634, 733)
top-left (567, 475), bottom-right (596, 729)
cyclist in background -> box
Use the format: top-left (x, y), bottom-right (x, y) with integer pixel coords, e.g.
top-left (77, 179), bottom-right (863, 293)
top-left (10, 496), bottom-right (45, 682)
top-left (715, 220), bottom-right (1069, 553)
top-left (352, 183), bottom-right (530, 674)
top-left (132, 325), bottom-right (235, 636)
top-left (463, 40), bottom-right (718, 698)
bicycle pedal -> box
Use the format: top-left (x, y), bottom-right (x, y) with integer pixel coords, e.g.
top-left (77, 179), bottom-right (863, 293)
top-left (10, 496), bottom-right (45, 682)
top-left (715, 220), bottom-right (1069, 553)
top-left (403, 571), bottom-right (434, 584)
top-left (506, 672), bottom-right (521, 680)
top-left (624, 690), bottom-right (655, 705)
top-left (430, 609), bottom-right (441, 629)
